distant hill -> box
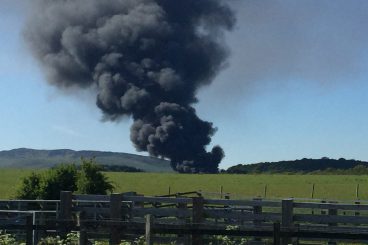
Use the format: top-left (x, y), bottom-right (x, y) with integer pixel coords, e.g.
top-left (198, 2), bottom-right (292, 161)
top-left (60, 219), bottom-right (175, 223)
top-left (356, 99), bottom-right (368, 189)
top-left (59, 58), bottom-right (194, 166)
top-left (226, 158), bottom-right (368, 174)
top-left (0, 148), bottom-right (173, 172)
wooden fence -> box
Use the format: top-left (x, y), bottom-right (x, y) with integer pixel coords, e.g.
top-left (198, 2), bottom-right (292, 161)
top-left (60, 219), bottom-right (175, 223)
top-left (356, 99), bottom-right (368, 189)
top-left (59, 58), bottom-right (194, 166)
top-left (1, 192), bottom-right (368, 244)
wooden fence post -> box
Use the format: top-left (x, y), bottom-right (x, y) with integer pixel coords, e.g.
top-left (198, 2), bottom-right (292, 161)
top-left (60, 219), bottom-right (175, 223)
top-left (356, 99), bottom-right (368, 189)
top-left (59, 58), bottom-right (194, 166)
top-left (32, 212), bottom-right (37, 245)
top-left (328, 201), bottom-right (338, 226)
top-left (123, 192), bottom-right (137, 222)
top-left (253, 198), bottom-right (263, 242)
top-left (79, 210), bottom-right (88, 245)
top-left (311, 183), bottom-right (315, 215)
top-left (354, 186), bottom-right (361, 228)
top-left (192, 196), bottom-right (204, 245)
top-left (253, 198), bottom-right (262, 226)
top-left (79, 230), bottom-right (88, 245)
top-left (36, 211), bottom-right (46, 245)
top-left (281, 199), bottom-right (294, 245)
top-left (145, 214), bottom-right (154, 245)
top-left (60, 191), bottom-right (73, 219)
top-left (356, 184), bottom-right (360, 200)
top-left (26, 215), bottom-right (33, 245)
top-left (178, 202), bottom-right (190, 244)
top-left (264, 184), bottom-right (268, 198)
top-left (328, 201), bottom-right (338, 245)
top-left (355, 201), bottom-right (361, 218)
top-left (59, 191), bottom-right (73, 237)
top-left (110, 193), bottom-right (123, 245)
top-left (273, 222), bottom-right (281, 245)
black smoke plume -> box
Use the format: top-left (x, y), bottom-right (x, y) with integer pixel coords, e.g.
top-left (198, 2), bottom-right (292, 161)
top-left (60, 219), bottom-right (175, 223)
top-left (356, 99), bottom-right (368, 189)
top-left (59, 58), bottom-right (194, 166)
top-left (25, 0), bottom-right (235, 173)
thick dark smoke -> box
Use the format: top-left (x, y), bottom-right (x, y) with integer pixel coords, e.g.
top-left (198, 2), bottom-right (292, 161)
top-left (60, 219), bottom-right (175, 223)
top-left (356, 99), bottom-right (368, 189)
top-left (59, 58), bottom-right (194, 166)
top-left (25, 0), bottom-right (235, 173)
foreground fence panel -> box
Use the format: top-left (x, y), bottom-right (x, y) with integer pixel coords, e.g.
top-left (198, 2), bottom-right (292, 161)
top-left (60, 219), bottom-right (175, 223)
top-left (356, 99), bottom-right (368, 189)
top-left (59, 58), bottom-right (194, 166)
top-left (1, 192), bottom-right (368, 244)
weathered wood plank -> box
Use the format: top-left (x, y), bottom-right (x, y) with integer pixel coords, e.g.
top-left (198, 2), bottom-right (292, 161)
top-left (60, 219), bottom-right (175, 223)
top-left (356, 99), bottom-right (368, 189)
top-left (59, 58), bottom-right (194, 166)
top-left (294, 214), bottom-right (368, 224)
top-left (73, 207), bottom-right (110, 215)
top-left (294, 202), bottom-right (368, 211)
top-left (205, 199), bottom-right (281, 207)
top-left (123, 196), bottom-right (192, 204)
top-left (0, 210), bottom-right (56, 214)
top-left (0, 200), bottom-right (59, 203)
top-left (133, 207), bottom-right (191, 218)
top-left (204, 210), bottom-right (281, 222)
top-left (74, 194), bottom-right (110, 201)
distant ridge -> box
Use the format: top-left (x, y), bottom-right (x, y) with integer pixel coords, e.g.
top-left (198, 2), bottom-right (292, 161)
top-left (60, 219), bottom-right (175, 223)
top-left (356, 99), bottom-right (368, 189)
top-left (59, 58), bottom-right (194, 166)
top-left (0, 148), bottom-right (173, 172)
top-left (227, 158), bottom-right (368, 174)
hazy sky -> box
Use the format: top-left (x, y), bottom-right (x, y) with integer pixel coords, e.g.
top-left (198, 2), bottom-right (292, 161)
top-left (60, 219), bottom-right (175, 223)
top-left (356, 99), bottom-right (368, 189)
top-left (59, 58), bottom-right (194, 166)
top-left (1, 0), bottom-right (368, 168)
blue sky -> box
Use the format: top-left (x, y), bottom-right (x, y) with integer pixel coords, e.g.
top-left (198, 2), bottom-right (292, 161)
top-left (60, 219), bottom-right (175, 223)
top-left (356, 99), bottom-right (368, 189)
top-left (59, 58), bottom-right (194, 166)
top-left (1, 0), bottom-right (368, 168)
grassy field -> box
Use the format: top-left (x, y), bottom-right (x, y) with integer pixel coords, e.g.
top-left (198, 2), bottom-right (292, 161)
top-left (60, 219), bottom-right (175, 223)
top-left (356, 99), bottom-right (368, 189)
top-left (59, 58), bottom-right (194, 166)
top-left (107, 173), bottom-right (368, 201)
top-left (0, 169), bottom-right (35, 199)
top-left (2, 169), bottom-right (368, 200)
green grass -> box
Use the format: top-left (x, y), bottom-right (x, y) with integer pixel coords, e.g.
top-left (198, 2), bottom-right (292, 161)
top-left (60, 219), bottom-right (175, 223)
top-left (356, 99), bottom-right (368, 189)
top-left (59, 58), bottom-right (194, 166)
top-left (108, 173), bottom-right (368, 201)
top-left (1, 170), bottom-right (368, 200)
top-left (0, 169), bottom-right (35, 199)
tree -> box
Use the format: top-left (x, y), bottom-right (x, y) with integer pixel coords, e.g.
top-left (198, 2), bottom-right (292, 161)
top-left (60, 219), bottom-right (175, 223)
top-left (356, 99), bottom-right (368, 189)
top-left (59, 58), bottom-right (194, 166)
top-left (16, 159), bottom-right (115, 199)
top-left (77, 158), bottom-right (114, 195)
top-left (39, 164), bottom-right (78, 199)
top-left (17, 172), bottom-right (42, 199)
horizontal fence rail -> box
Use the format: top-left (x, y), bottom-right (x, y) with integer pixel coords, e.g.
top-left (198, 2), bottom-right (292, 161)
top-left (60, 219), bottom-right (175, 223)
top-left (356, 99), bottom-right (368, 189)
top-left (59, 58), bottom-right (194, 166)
top-left (1, 192), bottom-right (368, 244)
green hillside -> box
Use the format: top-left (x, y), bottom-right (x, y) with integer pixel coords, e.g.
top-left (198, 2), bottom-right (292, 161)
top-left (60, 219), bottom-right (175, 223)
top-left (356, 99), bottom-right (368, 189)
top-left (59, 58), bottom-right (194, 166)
top-left (0, 148), bottom-right (173, 172)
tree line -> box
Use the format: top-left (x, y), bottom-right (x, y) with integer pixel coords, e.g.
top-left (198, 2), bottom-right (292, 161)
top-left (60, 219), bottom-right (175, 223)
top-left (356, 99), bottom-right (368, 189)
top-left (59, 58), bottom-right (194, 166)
top-left (226, 157), bottom-right (368, 174)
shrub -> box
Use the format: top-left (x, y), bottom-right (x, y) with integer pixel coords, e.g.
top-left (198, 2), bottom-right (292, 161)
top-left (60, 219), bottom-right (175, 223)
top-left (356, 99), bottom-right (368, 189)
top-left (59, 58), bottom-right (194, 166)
top-left (16, 172), bottom-right (42, 200)
top-left (210, 226), bottom-right (248, 245)
top-left (40, 164), bottom-right (78, 200)
top-left (0, 231), bottom-right (18, 245)
top-left (77, 158), bottom-right (114, 195)
top-left (38, 232), bottom-right (78, 245)
top-left (16, 159), bottom-right (114, 200)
